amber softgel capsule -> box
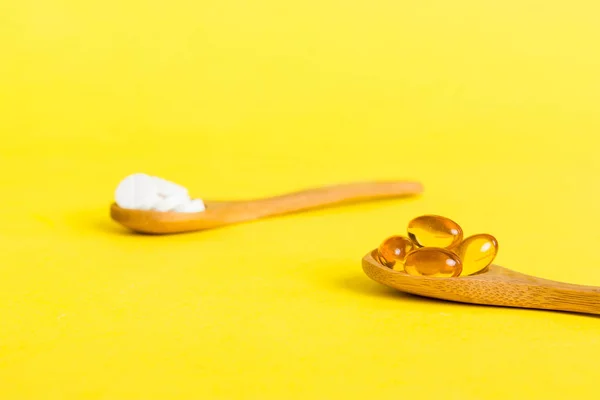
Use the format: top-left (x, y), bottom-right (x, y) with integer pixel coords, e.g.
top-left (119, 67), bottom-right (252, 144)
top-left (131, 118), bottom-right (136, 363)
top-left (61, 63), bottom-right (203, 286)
top-left (376, 235), bottom-right (414, 270)
top-left (407, 215), bottom-right (463, 249)
top-left (404, 247), bottom-right (463, 277)
top-left (455, 233), bottom-right (498, 275)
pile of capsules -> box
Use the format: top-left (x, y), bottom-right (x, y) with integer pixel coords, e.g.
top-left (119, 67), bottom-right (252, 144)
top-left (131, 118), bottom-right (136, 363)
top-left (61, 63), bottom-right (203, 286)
top-left (375, 215), bottom-right (498, 277)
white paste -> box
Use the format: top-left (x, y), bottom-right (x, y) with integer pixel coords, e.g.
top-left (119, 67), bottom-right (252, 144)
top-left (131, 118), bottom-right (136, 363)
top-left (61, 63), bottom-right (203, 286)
top-left (114, 173), bottom-right (206, 213)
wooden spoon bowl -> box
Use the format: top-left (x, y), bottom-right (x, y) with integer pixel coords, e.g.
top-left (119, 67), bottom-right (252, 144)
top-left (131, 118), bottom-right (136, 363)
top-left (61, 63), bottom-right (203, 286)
top-left (362, 249), bottom-right (600, 315)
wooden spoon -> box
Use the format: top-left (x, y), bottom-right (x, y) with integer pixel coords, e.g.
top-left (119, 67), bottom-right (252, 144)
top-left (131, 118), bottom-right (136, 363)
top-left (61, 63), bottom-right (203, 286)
top-left (110, 180), bottom-right (423, 234)
top-left (362, 249), bottom-right (600, 315)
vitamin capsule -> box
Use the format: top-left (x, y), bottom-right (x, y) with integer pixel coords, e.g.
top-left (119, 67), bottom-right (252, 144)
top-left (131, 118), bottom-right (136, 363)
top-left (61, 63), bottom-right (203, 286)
top-left (407, 215), bottom-right (463, 249)
top-left (404, 247), bottom-right (463, 277)
top-left (376, 235), bottom-right (414, 270)
top-left (455, 234), bottom-right (498, 275)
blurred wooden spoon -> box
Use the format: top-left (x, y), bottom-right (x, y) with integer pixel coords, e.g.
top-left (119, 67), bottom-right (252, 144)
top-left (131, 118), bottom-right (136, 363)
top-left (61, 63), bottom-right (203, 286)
top-left (111, 180), bottom-right (423, 234)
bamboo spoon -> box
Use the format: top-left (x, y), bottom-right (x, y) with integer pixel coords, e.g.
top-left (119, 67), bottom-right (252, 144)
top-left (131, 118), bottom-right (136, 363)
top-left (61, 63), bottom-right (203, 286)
top-left (362, 249), bottom-right (600, 315)
top-left (110, 181), bottom-right (423, 234)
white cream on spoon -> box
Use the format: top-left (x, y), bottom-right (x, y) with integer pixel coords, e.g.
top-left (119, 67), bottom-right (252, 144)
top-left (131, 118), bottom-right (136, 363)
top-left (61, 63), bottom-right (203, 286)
top-left (114, 173), bottom-right (206, 213)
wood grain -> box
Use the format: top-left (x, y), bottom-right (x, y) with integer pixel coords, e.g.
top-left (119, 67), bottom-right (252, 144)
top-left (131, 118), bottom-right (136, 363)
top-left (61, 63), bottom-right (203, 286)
top-left (362, 249), bottom-right (600, 315)
top-left (110, 180), bottom-right (423, 234)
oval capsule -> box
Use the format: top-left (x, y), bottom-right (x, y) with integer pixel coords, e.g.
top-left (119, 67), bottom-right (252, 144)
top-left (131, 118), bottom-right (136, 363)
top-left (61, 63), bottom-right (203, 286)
top-left (455, 234), bottom-right (498, 275)
top-left (407, 215), bottom-right (463, 249)
top-left (404, 247), bottom-right (463, 277)
top-left (376, 235), bottom-right (414, 270)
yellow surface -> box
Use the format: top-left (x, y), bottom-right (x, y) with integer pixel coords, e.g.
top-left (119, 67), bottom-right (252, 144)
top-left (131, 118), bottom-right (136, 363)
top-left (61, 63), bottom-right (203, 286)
top-left (2, 1), bottom-right (600, 399)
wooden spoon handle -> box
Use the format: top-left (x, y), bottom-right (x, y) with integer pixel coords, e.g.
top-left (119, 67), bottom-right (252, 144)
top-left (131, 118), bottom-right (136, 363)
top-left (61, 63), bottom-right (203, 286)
top-left (484, 266), bottom-right (600, 314)
top-left (527, 279), bottom-right (600, 315)
top-left (229, 181), bottom-right (423, 221)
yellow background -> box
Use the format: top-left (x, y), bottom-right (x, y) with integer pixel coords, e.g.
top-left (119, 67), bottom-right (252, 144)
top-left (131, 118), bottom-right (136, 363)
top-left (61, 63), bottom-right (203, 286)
top-left (2, 1), bottom-right (600, 399)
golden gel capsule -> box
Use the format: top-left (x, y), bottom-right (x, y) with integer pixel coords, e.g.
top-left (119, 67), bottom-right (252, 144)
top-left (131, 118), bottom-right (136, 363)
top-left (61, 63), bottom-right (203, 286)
top-left (407, 215), bottom-right (463, 249)
top-left (404, 247), bottom-right (463, 277)
top-left (455, 234), bottom-right (498, 275)
top-left (376, 235), bottom-right (414, 270)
